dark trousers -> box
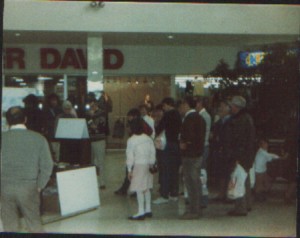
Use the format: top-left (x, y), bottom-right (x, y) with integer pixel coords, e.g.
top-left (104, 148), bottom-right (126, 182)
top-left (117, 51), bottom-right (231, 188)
top-left (182, 156), bottom-right (203, 214)
top-left (1, 183), bottom-right (43, 232)
top-left (234, 173), bottom-right (252, 213)
top-left (160, 142), bottom-right (180, 198)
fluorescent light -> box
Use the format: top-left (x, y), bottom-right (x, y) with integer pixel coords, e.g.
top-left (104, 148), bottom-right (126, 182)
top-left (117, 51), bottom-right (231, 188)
top-left (15, 33), bottom-right (21, 37)
top-left (168, 35), bottom-right (174, 39)
top-left (38, 75), bottom-right (53, 81)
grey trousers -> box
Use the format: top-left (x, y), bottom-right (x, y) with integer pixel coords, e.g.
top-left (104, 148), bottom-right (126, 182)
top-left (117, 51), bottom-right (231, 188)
top-left (91, 140), bottom-right (106, 187)
top-left (1, 183), bottom-right (43, 232)
top-left (182, 156), bottom-right (203, 214)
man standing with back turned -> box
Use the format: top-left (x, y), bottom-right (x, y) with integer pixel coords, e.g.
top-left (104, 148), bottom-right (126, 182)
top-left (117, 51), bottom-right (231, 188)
top-left (179, 96), bottom-right (206, 219)
top-left (1, 106), bottom-right (54, 232)
top-left (227, 96), bottom-right (256, 216)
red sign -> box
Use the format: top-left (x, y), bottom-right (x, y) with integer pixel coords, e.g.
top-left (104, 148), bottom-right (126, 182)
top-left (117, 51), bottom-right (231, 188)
top-left (3, 47), bottom-right (124, 70)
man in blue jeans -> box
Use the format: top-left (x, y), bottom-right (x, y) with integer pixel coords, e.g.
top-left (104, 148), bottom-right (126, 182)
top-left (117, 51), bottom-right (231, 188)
top-left (178, 96), bottom-right (206, 219)
top-left (153, 97), bottom-right (182, 204)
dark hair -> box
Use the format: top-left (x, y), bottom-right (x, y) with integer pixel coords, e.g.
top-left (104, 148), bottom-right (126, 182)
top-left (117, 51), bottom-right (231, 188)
top-left (161, 97), bottom-right (175, 107)
top-left (45, 93), bottom-right (61, 107)
top-left (154, 104), bottom-right (163, 111)
top-left (6, 106), bottom-right (26, 126)
top-left (183, 96), bottom-right (197, 109)
top-left (194, 96), bottom-right (209, 108)
top-left (129, 118), bottom-right (144, 135)
top-left (127, 108), bottom-right (141, 118)
top-left (23, 94), bottom-right (39, 107)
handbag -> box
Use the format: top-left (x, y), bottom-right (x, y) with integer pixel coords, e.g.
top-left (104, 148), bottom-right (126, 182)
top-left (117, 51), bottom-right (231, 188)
top-left (227, 163), bottom-right (247, 200)
top-left (154, 130), bottom-right (166, 150)
top-left (149, 164), bottom-right (158, 174)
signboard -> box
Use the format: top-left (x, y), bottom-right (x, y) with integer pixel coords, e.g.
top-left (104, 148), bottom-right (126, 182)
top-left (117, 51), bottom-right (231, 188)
top-left (55, 118), bottom-right (89, 139)
top-left (56, 166), bottom-right (100, 216)
top-left (239, 51), bottom-right (266, 68)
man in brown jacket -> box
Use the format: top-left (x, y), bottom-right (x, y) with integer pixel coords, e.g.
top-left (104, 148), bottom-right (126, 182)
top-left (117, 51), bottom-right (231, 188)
top-left (179, 96), bottom-right (206, 219)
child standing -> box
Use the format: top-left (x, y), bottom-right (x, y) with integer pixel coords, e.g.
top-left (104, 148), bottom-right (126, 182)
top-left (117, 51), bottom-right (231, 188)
top-left (254, 138), bottom-right (280, 202)
top-left (126, 118), bottom-right (156, 220)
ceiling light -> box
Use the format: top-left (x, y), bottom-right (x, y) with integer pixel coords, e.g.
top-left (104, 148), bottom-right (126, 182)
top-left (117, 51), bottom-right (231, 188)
top-left (168, 35), bottom-right (174, 39)
top-left (37, 75), bottom-right (53, 81)
top-left (15, 33), bottom-right (21, 37)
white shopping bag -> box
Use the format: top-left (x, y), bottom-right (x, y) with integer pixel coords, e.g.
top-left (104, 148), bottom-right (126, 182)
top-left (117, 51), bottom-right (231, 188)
top-left (249, 166), bottom-right (255, 189)
top-left (227, 164), bottom-right (247, 200)
top-left (200, 169), bottom-right (209, 195)
top-left (154, 130), bottom-right (166, 150)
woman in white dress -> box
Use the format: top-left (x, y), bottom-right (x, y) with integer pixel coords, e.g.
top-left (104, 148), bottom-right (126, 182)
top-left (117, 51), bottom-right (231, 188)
top-left (126, 118), bottom-right (156, 220)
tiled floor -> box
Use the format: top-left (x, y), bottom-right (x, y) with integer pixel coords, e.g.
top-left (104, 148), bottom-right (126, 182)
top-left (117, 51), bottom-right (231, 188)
top-left (41, 151), bottom-right (296, 237)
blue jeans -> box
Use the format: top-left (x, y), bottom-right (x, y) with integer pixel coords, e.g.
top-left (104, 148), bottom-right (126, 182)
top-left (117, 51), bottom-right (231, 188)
top-left (160, 142), bottom-right (181, 198)
top-left (182, 156), bottom-right (203, 214)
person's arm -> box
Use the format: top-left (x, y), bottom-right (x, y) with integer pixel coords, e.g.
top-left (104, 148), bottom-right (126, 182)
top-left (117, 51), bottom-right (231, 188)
top-left (37, 138), bottom-right (54, 191)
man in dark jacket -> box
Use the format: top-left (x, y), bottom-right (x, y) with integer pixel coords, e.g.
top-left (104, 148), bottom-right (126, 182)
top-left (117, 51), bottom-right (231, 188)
top-left (153, 97), bottom-right (182, 204)
top-left (178, 96), bottom-right (206, 219)
top-left (227, 96), bottom-right (256, 216)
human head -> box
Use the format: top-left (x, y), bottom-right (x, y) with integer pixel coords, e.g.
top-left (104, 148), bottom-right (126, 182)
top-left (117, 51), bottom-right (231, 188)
top-left (145, 94), bottom-right (151, 101)
top-left (259, 138), bottom-right (269, 150)
top-left (89, 99), bottom-right (99, 111)
top-left (127, 108), bottom-right (141, 122)
top-left (218, 100), bottom-right (231, 118)
top-left (178, 96), bottom-right (196, 116)
top-left (139, 104), bottom-right (149, 117)
top-left (194, 96), bottom-right (206, 113)
top-left (129, 118), bottom-right (144, 135)
top-left (6, 106), bottom-right (26, 126)
top-left (229, 96), bottom-right (246, 115)
top-left (152, 104), bottom-right (164, 122)
top-left (23, 94), bottom-right (39, 108)
top-left (47, 93), bottom-right (60, 108)
top-left (161, 97), bottom-right (175, 112)
top-left (62, 100), bottom-right (73, 114)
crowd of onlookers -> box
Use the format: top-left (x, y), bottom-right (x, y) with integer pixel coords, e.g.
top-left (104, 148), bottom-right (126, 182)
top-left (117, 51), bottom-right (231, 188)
top-left (114, 94), bottom-right (297, 220)
top-left (1, 92), bottom-right (297, 232)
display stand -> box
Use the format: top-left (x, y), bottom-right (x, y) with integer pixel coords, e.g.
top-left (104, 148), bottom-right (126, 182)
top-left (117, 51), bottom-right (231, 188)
top-left (41, 119), bottom-right (97, 224)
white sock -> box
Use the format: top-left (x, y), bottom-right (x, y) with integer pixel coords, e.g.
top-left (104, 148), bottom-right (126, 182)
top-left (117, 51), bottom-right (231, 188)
top-left (145, 189), bottom-right (151, 213)
top-left (134, 191), bottom-right (145, 217)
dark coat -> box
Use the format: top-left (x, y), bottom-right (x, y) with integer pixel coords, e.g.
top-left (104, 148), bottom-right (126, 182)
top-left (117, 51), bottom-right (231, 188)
top-left (227, 109), bottom-right (256, 172)
top-left (180, 112), bottom-right (206, 158)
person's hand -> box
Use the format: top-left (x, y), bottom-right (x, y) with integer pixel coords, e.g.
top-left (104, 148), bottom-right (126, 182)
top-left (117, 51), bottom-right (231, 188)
top-left (128, 172), bottom-right (133, 181)
top-left (180, 142), bottom-right (187, 150)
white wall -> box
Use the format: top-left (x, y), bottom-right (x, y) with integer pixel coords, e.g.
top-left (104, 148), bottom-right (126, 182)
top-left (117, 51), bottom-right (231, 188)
top-left (4, 1), bottom-right (300, 35)
top-left (3, 44), bottom-right (239, 75)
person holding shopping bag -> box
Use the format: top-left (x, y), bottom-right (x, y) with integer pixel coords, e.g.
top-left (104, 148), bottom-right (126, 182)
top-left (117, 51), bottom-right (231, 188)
top-left (126, 118), bottom-right (156, 220)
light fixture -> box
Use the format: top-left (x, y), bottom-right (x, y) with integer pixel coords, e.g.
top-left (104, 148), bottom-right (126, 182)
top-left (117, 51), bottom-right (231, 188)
top-left (15, 33), bottom-right (21, 37)
top-left (20, 82), bottom-right (27, 86)
top-left (90, 1), bottom-right (105, 8)
top-left (37, 75), bottom-right (53, 81)
top-left (167, 35), bottom-right (174, 39)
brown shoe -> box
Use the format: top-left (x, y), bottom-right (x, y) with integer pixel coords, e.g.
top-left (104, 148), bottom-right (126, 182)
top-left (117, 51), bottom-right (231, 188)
top-left (179, 212), bottom-right (200, 220)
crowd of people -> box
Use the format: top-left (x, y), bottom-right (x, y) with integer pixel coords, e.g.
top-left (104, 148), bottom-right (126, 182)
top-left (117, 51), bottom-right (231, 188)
top-left (1, 91), bottom-right (297, 231)
top-left (115, 94), bottom-right (297, 221)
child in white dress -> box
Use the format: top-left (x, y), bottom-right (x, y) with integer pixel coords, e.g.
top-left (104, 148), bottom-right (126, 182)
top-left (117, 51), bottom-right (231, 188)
top-left (126, 118), bottom-right (156, 220)
top-left (254, 138), bottom-right (280, 201)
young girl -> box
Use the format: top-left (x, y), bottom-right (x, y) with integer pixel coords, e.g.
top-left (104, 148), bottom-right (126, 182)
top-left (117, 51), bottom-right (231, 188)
top-left (126, 118), bottom-right (156, 220)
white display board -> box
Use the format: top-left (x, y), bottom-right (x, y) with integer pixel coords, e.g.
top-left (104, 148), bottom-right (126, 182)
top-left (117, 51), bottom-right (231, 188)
top-left (55, 118), bottom-right (89, 139)
top-left (56, 166), bottom-right (100, 216)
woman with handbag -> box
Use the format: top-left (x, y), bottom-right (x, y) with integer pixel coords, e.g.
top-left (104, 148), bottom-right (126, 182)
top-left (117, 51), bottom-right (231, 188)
top-left (126, 118), bottom-right (156, 220)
